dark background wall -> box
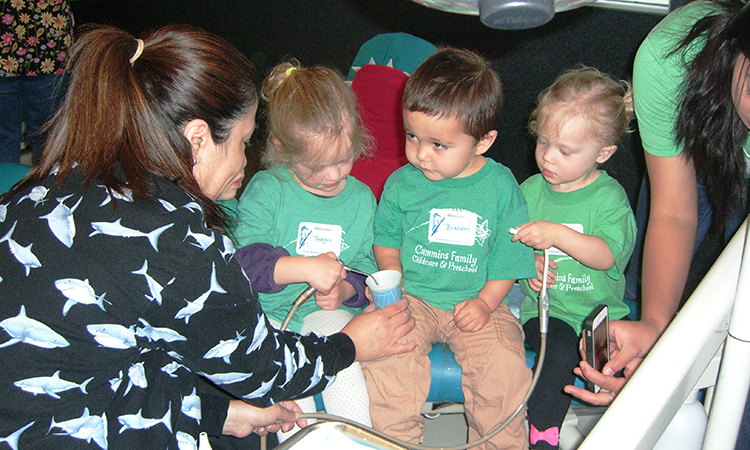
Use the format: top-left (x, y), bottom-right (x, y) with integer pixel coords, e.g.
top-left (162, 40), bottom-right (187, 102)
top-left (70, 0), bottom-right (665, 205)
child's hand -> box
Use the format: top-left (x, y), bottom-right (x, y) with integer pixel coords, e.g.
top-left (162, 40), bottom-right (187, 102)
top-left (453, 298), bottom-right (491, 332)
top-left (527, 253), bottom-right (558, 292)
top-left (306, 252), bottom-right (346, 294)
top-left (314, 283), bottom-right (348, 310)
top-left (511, 221), bottom-right (559, 251)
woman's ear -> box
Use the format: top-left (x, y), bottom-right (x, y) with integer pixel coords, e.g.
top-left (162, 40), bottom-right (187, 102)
top-left (596, 144), bottom-right (618, 164)
top-left (475, 130), bottom-right (498, 156)
top-left (183, 119), bottom-right (211, 161)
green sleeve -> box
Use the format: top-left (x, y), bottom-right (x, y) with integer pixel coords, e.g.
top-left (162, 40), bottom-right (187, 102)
top-left (488, 172), bottom-right (536, 281)
top-left (373, 174), bottom-right (404, 250)
top-left (632, 1), bottom-right (711, 158)
top-left (234, 171), bottom-right (280, 247)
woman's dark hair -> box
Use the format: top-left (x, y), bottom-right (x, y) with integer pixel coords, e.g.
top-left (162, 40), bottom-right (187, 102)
top-left (674, 0), bottom-right (750, 228)
top-left (5, 24), bottom-right (259, 232)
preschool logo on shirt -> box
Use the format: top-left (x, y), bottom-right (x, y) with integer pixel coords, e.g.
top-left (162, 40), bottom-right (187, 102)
top-left (296, 222), bottom-right (343, 256)
top-left (428, 209), bottom-right (483, 246)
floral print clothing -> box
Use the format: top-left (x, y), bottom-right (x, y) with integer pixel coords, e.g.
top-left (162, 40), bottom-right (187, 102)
top-left (1, 0), bottom-right (73, 76)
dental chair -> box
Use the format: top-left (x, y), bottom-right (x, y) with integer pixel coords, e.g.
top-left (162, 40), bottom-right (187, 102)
top-left (348, 33), bottom-right (436, 201)
top-left (0, 163), bottom-right (31, 193)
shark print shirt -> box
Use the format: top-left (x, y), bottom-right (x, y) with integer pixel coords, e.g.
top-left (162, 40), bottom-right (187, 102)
top-left (0, 172), bottom-right (355, 450)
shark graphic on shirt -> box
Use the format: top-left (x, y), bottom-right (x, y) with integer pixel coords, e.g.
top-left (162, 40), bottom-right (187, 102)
top-left (0, 305), bottom-right (69, 349)
top-left (131, 260), bottom-right (175, 305)
top-left (98, 185), bottom-right (133, 207)
top-left (176, 431), bottom-right (198, 450)
top-left (86, 324), bottom-right (136, 349)
top-left (184, 225), bottom-right (215, 251)
top-left (134, 318), bottom-right (186, 343)
top-left (203, 330), bottom-right (246, 364)
top-left (0, 421), bottom-right (34, 450)
top-left (161, 361), bottom-right (187, 378)
top-left (89, 219), bottom-right (173, 252)
top-left (158, 199), bottom-right (177, 212)
top-left (16, 186), bottom-right (49, 207)
top-left (294, 338), bottom-right (311, 368)
top-left (198, 370), bottom-right (254, 386)
top-left (0, 221), bottom-right (42, 276)
top-left (117, 403), bottom-right (172, 434)
top-left (54, 278), bottom-right (109, 316)
top-left (14, 370), bottom-right (93, 399)
top-left (108, 371), bottom-right (123, 392)
top-left (49, 408), bottom-right (108, 450)
top-left (123, 362), bottom-right (147, 396)
top-left (300, 356), bottom-right (331, 396)
top-left (280, 344), bottom-right (297, 387)
top-left (181, 387), bottom-right (201, 423)
top-left (219, 234), bottom-right (235, 262)
top-left (182, 201), bottom-right (202, 214)
top-left (175, 262), bottom-right (226, 324)
top-left (242, 371), bottom-right (279, 400)
top-left (245, 315), bottom-right (269, 355)
top-left (40, 194), bottom-right (82, 248)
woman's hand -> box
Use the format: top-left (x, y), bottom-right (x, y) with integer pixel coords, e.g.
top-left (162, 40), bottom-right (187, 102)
top-left (603, 318), bottom-right (660, 376)
top-left (563, 361), bottom-right (629, 406)
top-left (222, 400), bottom-right (306, 437)
top-left (563, 319), bottom-right (656, 405)
top-left (341, 298), bottom-right (416, 361)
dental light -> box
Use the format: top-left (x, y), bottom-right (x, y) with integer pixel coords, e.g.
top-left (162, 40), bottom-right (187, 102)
top-left (407, 0), bottom-right (595, 30)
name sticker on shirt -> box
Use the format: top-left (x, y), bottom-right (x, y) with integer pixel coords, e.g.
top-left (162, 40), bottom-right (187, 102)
top-left (548, 223), bottom-right (584, 256)
top-left (428, 209), bottom-right (477, 246)
top-left (296, 222), bottom-right (343, 256)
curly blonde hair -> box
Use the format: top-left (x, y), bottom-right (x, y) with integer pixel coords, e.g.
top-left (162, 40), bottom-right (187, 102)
top-left (529, 65), bottom-right (634, 147)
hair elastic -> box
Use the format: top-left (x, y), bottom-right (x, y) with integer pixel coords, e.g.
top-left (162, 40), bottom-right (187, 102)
top-left (129, 39), bottom-right (144, 66)
top-left (285, 67), bottom-right (296, 77)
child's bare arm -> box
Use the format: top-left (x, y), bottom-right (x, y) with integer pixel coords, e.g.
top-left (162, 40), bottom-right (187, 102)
top-left (373, 245), bottom-right (402, 271)
top-left (454, 279), bottom-right (514, 332)
top-left (512, 221), bottom-right (615, 270)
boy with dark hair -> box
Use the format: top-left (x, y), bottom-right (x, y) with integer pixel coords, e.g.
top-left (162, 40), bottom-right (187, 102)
top-left (362, 47), bottom-right (536, 450)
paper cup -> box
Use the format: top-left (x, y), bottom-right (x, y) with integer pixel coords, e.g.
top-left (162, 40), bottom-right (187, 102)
top-left (366, 270), bottom-right (403, 309)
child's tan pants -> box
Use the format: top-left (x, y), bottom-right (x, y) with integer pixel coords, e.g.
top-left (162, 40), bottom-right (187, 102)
top-left (362, 294), bottom-right (531, 450)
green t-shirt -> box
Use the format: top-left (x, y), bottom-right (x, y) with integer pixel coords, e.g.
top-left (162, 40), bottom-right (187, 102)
top-left (633, 0), bottom-right (750, 167)
top-left (519, 172), bottom-right (636, 334)
top-left (374, 159), bottom-right (536, 311)
top-left (234, 167), bottom-right (378, 332)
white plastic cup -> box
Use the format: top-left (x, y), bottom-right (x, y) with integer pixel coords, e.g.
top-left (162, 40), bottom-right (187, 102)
top-left (366, 270), bottom-right (403, 309)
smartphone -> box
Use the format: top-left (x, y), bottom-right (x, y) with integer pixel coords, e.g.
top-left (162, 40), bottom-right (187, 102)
top-left (583, 304), bottom-right (609, 393)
